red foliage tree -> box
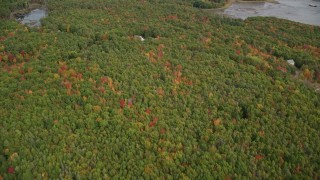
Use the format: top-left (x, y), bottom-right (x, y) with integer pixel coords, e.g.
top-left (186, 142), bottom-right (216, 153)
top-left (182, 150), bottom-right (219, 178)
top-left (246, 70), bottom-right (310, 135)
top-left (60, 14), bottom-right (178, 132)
top-left (119, 99), bottom-right (126, 109)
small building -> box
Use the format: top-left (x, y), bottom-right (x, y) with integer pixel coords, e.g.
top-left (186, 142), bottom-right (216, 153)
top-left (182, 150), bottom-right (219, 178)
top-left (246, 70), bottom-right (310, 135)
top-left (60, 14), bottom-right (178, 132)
top-left (287, 59), bottom-right (295, 66)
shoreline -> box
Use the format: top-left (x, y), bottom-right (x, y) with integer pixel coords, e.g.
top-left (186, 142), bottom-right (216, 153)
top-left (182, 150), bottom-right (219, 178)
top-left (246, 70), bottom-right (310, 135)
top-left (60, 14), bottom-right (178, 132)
top-left (9, 2), bottom-right (46, 20)
top-left (202, 0), bottom-right (320, 26)
top-left (206, 0), bottom-right (278, 11)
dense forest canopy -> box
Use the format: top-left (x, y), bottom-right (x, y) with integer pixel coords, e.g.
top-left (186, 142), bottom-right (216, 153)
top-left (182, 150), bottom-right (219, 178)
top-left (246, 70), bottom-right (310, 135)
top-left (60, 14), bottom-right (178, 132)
top-left (0, 0), bottom-right (320, 179)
